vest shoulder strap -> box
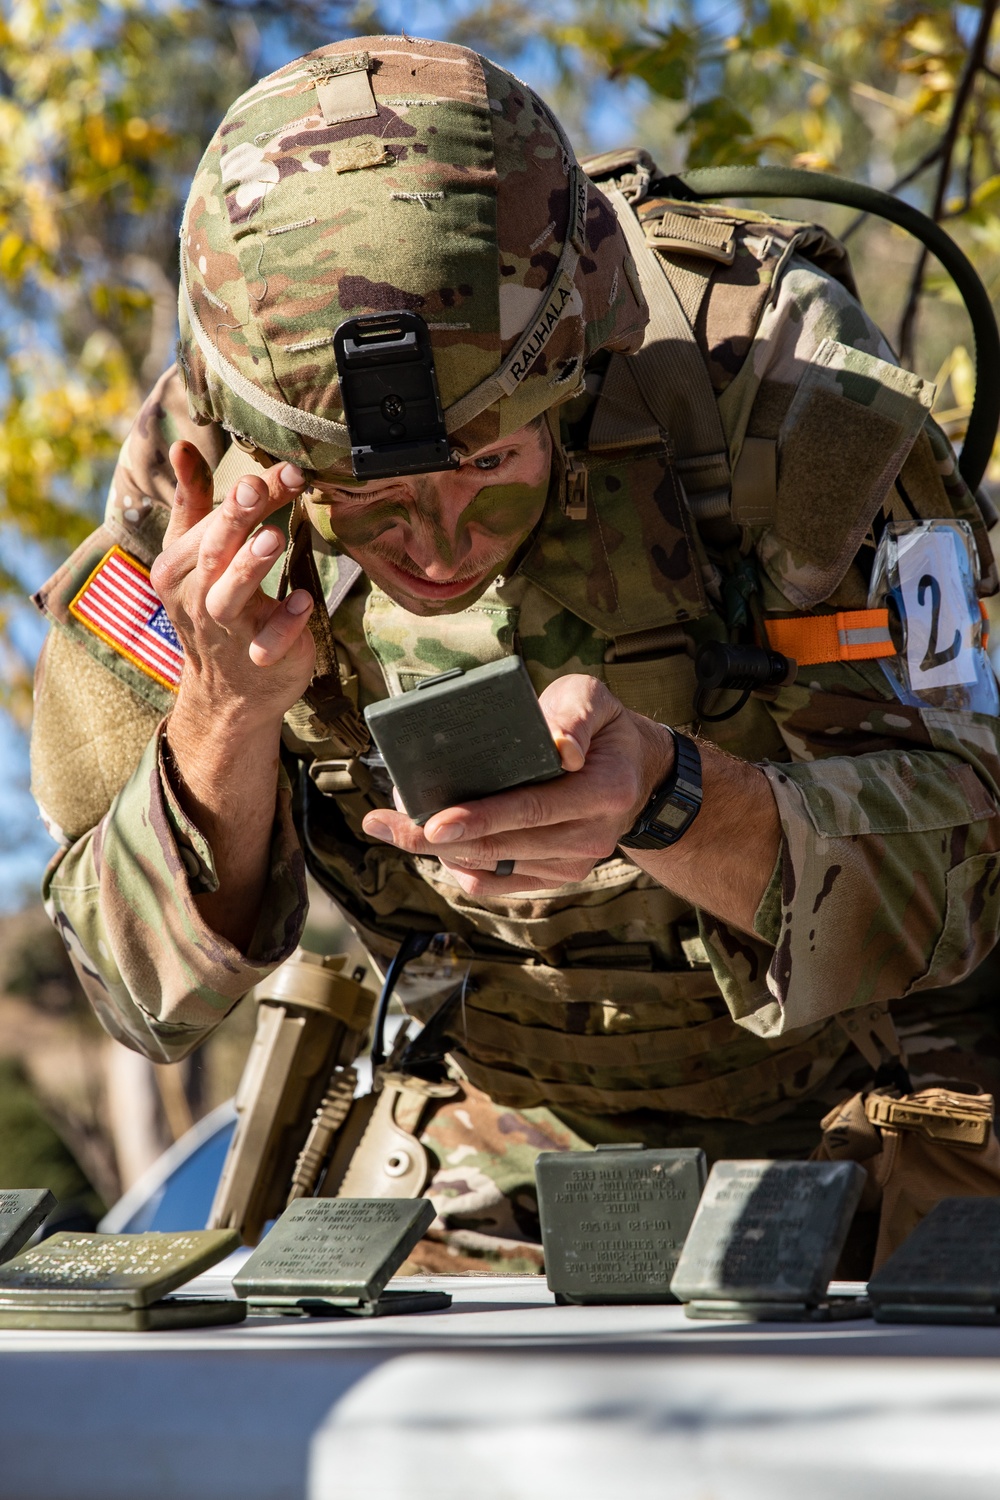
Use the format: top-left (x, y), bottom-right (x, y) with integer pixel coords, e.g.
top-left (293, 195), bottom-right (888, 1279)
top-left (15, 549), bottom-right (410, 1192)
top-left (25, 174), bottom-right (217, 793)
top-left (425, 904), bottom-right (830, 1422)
top-left (582, 148), bottom-right (867, 530)
top-left (592, 181), bottom-right (731, 520)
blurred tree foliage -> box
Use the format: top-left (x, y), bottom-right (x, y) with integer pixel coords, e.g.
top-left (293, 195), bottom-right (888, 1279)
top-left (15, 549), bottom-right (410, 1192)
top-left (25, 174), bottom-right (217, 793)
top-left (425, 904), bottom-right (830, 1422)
top-left (3, 0), bottom-right (1000, 720)
top-left (0, 0), bottom-right (359, 719)
top-left (459, 1), bottom-right (1000, 449)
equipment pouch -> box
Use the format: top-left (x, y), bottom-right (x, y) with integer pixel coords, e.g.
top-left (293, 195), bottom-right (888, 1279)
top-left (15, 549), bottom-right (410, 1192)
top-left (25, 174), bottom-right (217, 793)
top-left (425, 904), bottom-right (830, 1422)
top-left (868, 518), bottom-right (998, 715)
top-left (813, 1084), bottom-right (1000, 1271)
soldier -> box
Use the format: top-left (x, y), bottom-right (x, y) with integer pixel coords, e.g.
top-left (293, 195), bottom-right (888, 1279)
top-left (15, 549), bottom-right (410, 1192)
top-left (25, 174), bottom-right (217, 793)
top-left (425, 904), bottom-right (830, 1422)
top-left (30, 37), bottom-right (1000, 1270)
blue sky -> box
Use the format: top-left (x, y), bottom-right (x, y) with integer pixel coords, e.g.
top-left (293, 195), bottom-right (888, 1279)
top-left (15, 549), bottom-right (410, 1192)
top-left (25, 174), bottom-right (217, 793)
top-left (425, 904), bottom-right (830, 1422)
top-left (1, 526), bottom-right (59, 910)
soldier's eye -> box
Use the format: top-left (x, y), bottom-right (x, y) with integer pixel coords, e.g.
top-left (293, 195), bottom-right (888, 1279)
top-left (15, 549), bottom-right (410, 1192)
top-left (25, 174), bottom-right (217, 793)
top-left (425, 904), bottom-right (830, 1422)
top-left (473, 452), bottom-right (504, 471)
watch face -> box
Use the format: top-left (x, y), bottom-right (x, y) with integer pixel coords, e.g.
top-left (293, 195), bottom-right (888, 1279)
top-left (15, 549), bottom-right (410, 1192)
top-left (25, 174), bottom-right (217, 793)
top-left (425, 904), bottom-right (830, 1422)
top-left (620, 733), bottom-right (702, 850)
top-left (654, 797), bottom-right (692, 832)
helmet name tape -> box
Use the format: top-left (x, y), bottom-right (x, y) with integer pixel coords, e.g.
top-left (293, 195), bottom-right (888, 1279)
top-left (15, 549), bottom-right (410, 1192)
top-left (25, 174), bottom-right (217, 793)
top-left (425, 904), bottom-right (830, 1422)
top-left (443, 165), bottom-right (587, 432)
top-left (497, 271), bottom-right (576, 395)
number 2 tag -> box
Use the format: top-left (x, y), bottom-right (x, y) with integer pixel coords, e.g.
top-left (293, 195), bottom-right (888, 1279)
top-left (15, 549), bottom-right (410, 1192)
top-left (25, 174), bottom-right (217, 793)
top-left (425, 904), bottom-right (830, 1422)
top-left (868, 520), bottom-right (998, 715)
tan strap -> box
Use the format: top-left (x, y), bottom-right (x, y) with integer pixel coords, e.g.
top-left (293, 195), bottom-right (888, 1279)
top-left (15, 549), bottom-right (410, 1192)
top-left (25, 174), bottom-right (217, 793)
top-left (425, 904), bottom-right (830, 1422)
top-left (604, 653), bottom-right (697, 725)
top-left (281, 499), bottom-right (369, 754)
top-left (731, 436), bottom-right (777, 527)
top-left (593, 188), bottom-right (730, 513)
top-left (836, 1002), bottom-right (907, 1071)
top-left (605, 621), bottom-right (695, 723)
top-left (211, 442), bottom-right (273, 504)
top-left (650, 251), bottom-right (717, 333)
top-left (645, 209), bottom-right (737, 265)
top-left (644, 211), bottom-right (736, 332)
top-left (606, 623), bottom-right (690, 659)
top-left (586, 354), bottom-right (662, 451)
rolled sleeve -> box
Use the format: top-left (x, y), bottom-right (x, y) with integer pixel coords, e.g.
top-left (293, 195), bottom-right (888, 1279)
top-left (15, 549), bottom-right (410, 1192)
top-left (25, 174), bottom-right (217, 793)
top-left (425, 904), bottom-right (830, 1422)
top-left (44, 724), bottom-right (308, 1061)
top-left (699, 736), bottom-right (1000, 1038)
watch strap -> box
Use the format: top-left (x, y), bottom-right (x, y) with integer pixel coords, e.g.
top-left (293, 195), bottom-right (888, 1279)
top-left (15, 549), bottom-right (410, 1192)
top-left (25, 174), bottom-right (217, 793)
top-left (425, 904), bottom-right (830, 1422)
top-left (619, 730), bottom-right (703, 850)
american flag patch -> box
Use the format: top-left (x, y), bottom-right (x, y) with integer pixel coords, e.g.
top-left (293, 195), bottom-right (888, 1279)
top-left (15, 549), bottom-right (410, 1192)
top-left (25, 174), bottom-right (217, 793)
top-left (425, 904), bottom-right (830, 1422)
top-left (69, 546), bottom-right (183, 691)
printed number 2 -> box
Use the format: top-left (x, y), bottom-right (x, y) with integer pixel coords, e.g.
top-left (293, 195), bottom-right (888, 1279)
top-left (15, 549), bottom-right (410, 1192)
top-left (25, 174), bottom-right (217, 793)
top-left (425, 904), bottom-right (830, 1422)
top-left (918, 574), bottom-right (961, 672)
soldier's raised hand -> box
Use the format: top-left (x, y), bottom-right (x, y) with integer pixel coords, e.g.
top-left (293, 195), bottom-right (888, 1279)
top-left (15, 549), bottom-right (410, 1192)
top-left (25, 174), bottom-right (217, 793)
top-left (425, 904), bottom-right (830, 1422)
top-left (151, 441), bottom-right (316, 723)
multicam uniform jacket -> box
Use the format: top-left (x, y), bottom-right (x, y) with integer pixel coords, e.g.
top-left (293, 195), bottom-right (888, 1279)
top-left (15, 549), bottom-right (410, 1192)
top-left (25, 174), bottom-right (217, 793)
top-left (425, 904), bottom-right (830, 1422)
top-left (30, 197), bottom-right (1000, 1179)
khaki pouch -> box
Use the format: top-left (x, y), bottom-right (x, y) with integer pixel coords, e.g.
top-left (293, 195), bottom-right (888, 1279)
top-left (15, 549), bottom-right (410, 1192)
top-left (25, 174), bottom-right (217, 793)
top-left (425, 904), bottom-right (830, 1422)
top-left (812, 1085), bottom-right (1000, 1271)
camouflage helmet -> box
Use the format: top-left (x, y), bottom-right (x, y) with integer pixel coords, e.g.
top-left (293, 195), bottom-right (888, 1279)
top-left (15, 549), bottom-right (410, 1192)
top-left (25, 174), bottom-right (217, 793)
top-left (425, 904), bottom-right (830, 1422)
top-left (177, 35), bottom-right (648, 471)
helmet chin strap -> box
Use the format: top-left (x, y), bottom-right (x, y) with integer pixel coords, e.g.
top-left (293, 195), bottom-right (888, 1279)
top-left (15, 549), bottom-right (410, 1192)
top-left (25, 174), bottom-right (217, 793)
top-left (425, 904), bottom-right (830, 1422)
top-left (180, 164), bottom-right (590, 458)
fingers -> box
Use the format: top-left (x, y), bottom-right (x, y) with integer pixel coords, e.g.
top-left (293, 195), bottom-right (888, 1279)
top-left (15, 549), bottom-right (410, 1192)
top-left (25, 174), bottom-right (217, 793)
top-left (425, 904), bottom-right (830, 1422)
top-left (203, 525), bottom-right (285, 624)
top-left (154, 461), bottom-right (307, 602)
top-left (447, 869), bottom-right (590, 896)
top-left (162, 441), bottom-right (215, 549)
top-left (419, 771), bottom-right (617, 848)
top-left (196, 462), bottom-right (307, 581)
top-left (194, 475), bottom-right (274, 584)
top-left (539, 675), bottom-right (621, 771)
top-left (249, 591), bottom-right (316, 668)
top-left (440, 855), bottom-right (597, 888)
top-left (366, 809), bottom-right (619, 866)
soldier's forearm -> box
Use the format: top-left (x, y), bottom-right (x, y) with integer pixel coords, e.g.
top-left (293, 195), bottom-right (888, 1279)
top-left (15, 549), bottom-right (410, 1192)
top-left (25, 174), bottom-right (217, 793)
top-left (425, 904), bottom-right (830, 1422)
top-left (626, 736), bottom-right (781, 938)
top-left (164, 686), bottom-right (284, 950)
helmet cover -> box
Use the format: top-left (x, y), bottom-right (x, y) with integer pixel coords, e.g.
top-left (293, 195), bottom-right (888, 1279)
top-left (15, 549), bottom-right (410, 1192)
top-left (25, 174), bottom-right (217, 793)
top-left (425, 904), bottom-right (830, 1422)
top-left (177, 35), bottom-right (649, 470)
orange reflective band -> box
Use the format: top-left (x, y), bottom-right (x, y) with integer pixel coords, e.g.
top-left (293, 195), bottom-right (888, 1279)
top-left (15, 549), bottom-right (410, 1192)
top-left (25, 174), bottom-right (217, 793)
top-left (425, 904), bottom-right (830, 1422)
top-left (980, 598), bottom-right (990, 650)
top-left (765, 608), bottom-right (895, 666)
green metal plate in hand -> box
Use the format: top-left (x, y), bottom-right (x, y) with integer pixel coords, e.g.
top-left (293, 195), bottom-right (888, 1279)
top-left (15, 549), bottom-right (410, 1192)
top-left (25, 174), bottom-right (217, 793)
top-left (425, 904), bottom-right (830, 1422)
top-left (536, 1146), bottom-right (706, 1304)
top-left (0, 1190), bottom-right (56, 1265)
top-left (0, 1229), bottom-right (239, 1309)
top-left (233, 1197), bottom-right (436, 1305)
top-left (364, 657), bottom-right (562, 824)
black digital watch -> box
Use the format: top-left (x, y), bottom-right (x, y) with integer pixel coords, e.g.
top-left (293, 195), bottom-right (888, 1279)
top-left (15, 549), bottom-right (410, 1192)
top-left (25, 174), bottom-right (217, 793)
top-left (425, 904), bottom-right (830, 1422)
top-left (619, 730), bottom-right (703, 851)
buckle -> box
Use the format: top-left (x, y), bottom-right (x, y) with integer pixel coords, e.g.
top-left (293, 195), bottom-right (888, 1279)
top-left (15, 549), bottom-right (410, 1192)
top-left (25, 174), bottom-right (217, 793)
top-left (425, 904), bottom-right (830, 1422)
top-left (309, 757), bottom-right (363, 796)
top-left (864, 1091), bottom-right (994, 1151)
top-left (561, 452), bottom-right (589, 520)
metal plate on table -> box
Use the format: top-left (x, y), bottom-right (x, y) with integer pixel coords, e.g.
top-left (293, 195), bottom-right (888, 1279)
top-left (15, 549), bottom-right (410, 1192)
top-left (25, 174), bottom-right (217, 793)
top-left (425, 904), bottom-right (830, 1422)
top-left (537, 1145), bottom-right (706, 1304)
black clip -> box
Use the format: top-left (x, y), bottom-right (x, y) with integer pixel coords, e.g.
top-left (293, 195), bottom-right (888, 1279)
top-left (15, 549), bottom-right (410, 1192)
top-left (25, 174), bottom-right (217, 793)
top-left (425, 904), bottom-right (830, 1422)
top-left (694, 641), bottom-right (795, 722)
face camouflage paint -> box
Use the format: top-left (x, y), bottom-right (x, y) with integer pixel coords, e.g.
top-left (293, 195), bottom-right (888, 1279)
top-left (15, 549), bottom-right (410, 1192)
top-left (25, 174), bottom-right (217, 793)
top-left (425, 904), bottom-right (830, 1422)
top-left (304, 424), bottom-right (552, 613)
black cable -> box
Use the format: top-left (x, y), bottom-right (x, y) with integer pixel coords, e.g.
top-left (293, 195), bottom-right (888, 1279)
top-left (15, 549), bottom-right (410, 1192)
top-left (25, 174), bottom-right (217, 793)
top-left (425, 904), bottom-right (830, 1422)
top-left (370, 931), bottom-right (435, 1069)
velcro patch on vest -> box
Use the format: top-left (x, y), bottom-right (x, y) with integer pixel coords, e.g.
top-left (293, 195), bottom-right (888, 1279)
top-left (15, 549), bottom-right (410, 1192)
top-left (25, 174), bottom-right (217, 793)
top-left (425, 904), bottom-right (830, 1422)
top-left (68, 546), bottom-right (183, 691)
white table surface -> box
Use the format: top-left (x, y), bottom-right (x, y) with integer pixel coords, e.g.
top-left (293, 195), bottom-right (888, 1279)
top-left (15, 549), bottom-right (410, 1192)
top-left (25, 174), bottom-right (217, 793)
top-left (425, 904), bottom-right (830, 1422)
top-left (2, 1264), bottom-right (999, 1500)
